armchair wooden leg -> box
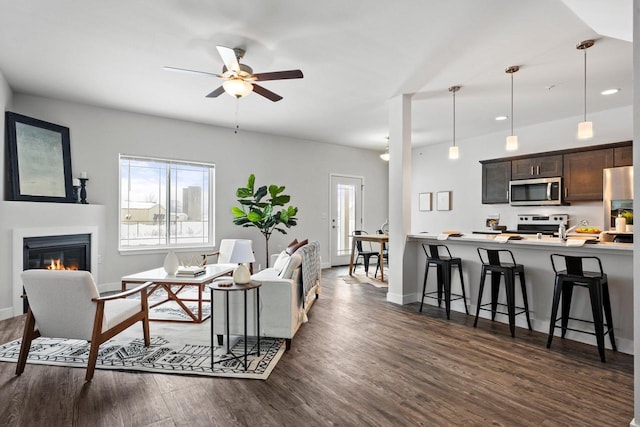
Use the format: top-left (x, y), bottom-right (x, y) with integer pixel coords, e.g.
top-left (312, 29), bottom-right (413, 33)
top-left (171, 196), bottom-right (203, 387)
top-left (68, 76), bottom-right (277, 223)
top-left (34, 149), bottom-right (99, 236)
top-left (141, 289), bottom-right (150, 346)
top-left (85, 340), bottom-right (100, 381)
top-left (16, 309), bottom-right (39, 376)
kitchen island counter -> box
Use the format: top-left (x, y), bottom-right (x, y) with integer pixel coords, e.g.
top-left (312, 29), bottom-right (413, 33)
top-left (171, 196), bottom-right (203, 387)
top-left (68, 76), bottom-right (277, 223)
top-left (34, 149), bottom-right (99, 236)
top-left (403, 232), bottom-right (633, 354)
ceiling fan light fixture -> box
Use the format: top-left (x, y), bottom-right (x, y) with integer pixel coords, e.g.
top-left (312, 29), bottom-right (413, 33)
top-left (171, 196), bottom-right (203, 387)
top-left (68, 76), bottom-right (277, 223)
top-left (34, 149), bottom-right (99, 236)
top-left (223, 78), bottom-right (253, 98)
top-left (577, 39), bottom-right (595, 140)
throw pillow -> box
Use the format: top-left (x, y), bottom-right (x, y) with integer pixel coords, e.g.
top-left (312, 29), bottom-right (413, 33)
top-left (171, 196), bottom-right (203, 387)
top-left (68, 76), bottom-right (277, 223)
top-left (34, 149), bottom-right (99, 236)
top-left (273, 250), bottom-right (291, 274)
top-left (285, 238), bottom-right (299, 255)
top-left (280, 253), bottom-right (302, 279)
top-left (286, 239), bottom-right (308, 255)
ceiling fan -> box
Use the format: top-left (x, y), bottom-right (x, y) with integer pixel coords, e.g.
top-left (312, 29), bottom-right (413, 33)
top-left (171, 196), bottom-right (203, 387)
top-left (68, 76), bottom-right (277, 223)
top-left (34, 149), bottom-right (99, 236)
top-left (164, 45), bottom-right (303, 102)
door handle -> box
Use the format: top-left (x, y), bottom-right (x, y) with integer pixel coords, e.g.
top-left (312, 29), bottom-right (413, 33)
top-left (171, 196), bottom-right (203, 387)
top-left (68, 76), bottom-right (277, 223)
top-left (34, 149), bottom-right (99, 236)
top-left (546, 182), bottom-right (552, 200)
top-left (536, 165), bottom-right (540, 175)
top-left (530, 166), bottom-right (534, 175)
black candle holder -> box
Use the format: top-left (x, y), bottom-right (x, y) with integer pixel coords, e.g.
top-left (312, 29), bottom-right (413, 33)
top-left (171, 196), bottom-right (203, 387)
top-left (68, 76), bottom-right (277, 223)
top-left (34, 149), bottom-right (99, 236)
top-left (79, 178), bottom-right (89, 204)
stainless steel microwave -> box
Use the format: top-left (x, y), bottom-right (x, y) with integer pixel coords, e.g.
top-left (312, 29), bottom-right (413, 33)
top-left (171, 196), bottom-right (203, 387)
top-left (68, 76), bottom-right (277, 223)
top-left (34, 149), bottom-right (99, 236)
top-left (509, 177), bottom-right (562, 206)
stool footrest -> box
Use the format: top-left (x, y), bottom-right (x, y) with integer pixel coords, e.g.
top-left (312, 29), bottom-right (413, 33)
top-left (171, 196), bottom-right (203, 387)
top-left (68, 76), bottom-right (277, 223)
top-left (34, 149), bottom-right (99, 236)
top-left (422, 291), bottom-right (466, 302)
top-left (478, 302), bottom-right (528, 317)
top-left (552, 317), bottom-right (614, 337)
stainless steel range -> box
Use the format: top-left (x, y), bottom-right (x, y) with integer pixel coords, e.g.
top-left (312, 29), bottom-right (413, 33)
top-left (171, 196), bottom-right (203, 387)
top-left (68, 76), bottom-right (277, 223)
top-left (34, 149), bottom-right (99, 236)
top-left (505, 214), bottom-right (569, 235)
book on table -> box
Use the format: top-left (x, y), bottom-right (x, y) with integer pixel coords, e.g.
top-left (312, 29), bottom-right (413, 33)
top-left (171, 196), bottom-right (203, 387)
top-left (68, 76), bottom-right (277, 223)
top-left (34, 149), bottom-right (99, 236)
top-left (176, 266), bottom-right (206, 276)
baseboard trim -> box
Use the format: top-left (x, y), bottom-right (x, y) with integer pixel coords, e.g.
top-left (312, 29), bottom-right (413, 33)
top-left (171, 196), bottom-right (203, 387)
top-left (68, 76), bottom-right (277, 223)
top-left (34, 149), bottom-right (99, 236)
top-left (0, 307), bottom-right (16, 320)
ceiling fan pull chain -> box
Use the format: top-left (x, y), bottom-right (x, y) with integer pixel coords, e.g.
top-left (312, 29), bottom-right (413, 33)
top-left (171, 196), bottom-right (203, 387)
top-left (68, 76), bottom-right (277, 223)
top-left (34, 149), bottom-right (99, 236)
top-left (234, 98), bottom-right (240, 134)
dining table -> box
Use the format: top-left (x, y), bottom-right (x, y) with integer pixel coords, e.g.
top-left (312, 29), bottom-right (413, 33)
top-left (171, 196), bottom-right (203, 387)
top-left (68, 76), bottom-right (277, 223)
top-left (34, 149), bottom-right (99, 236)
top-left (348, 233), bottom-right (389, 282)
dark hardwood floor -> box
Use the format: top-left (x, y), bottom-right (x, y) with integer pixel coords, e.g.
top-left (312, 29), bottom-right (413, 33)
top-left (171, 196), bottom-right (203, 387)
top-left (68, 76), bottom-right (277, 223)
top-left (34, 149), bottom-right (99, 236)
top-left (0, 266), bottom-right (633, 426)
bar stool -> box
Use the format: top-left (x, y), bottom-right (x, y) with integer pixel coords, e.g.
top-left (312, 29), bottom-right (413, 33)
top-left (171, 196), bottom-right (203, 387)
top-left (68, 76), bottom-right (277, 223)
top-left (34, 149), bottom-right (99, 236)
top-left (547, 254), bottom-right (616, 362)
top-left (473, 248), bottom-right (532, 337)
top-left (419, 244), bottom-right (469, 319)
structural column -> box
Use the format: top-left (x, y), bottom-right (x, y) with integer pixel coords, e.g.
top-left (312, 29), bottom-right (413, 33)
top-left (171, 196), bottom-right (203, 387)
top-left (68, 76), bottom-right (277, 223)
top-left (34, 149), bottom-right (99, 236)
top-left (632, 2), bottom-right (640, 426)
top-left (387, 93), bottom-right (414, 305)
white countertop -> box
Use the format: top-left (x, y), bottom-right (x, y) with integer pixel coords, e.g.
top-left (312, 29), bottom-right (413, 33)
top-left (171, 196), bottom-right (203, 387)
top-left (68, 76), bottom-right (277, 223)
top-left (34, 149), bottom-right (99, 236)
top-left (407, 232), bottom-right (633, 252)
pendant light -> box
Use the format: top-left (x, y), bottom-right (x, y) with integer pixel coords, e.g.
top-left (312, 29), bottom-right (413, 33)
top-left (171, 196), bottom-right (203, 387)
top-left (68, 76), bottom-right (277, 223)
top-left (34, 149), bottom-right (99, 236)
top-left (380, 147), bottom-right (390, 161)
top-left (505, 65), bottom-right (520, 151)
top-left (448, 85), bottom-right (461, 160)
top-left (577, 39), bottom-right (595, 139)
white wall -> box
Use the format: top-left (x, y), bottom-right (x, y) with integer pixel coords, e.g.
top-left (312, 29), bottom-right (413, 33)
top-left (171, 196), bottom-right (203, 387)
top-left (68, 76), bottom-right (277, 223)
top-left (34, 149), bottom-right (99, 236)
top-left (1, 94), bottom-right (388, 311)
top-left (0, 69), bottom-right (13, 201)
top-left (411, 106), bottom-right (633, 233)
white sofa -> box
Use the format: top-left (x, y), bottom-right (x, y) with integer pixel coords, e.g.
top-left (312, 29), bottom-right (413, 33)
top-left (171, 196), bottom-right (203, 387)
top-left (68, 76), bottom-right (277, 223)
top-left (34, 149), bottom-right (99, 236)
top-left (212, 241), bottom-right (321, 349)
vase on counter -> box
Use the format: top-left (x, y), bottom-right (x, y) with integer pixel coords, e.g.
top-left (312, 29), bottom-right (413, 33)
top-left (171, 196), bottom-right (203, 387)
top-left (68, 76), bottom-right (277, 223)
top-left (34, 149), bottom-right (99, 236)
top-left (163, 251), bottom-right (179, 275)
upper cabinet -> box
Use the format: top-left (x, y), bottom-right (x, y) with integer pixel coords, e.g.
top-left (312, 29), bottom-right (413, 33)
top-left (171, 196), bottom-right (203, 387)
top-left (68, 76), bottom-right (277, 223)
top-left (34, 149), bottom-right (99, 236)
top-left (563, 149), bottom-right (614, 202)
top-left (480, 141), bottom-right (631, 204)
top-left (614, 145), bottom-right (633, 167)
top-left (511, 155), bottom-right (563, 180)
top-left (482, 161), bottom-right (511, 204)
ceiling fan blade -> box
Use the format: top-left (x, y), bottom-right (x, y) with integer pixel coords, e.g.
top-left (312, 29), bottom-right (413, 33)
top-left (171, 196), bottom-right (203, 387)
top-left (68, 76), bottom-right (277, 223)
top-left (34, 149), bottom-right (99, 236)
top-left (253, 70), bottom-right (304, 81)
top-left (205, 86), bottom-right (225, 98)
top-left (216, 45), bottom-right (240, 72)
top-left (252, 84), bottom-right (283, 102)
top-left (163, 66), bottom-right (219, 77)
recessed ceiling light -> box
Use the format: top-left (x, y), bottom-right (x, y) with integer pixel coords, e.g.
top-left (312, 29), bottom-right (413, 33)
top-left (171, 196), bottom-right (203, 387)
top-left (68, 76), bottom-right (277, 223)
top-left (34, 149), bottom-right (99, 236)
top-left (495, 116), bottom-right (508, 121)
top-left (601, 88), bottom-right (619, 95)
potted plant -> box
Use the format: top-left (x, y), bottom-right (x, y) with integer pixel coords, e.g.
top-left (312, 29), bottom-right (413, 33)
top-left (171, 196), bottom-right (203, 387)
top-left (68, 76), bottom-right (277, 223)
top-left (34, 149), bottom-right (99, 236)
top-left (231, 174), bottom-right (298, 267)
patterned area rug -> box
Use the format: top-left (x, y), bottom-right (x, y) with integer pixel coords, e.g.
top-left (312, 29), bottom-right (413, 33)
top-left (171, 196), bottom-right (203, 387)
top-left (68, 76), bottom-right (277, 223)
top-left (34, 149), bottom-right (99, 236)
top-left (0, 322), bottom-right (285, 380)
top-left (137, 286), bottom-right (211, 322)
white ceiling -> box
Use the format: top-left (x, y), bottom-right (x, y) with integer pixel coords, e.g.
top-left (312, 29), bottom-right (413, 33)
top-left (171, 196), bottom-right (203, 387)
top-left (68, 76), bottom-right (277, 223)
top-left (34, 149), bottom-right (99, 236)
top-left (0, 0), bottom-right (632, 152)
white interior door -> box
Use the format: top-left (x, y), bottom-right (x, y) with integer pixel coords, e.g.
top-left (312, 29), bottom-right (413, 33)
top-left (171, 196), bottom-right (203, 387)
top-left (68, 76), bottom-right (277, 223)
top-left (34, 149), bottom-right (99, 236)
top-left (330, 175), bottom-right (363, 266)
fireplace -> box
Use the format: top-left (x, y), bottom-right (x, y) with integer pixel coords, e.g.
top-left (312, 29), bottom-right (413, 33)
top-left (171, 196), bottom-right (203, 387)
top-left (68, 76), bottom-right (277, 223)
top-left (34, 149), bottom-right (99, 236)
top-left (23, 234), bottom-right (91, 272)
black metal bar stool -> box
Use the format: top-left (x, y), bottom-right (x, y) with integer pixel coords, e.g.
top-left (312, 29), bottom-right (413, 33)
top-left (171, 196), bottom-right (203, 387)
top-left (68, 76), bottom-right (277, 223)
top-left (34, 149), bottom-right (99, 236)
top-left (419, 244), bottom-right (469, 319)
top-left (547, 254), bottom-right (616, 362)
top-left (473, 248), bottom-right (532, 337)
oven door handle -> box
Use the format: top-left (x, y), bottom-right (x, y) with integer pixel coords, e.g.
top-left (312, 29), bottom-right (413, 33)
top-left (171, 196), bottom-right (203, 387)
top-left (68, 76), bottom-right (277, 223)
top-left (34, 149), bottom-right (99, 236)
top-left (546, 182), bottom-right (552, 200)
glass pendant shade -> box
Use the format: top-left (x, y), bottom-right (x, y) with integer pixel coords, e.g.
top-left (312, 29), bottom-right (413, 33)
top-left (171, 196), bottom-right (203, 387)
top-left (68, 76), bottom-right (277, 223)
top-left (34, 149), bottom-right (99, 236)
top-left (223, 78), bottom-right (253, 98)
top-left (577, 121), bottom-right (593, 139)
top-left (380, 151), bottom-right (390, 161)
top-left (448, 145), bottom-right (459, 159)
top-left (506, 135), bottom-right (518, 151)
top-left (505, 65), bottom-right (519, 152)
top-left (448, 85), bottom-right (461, 160)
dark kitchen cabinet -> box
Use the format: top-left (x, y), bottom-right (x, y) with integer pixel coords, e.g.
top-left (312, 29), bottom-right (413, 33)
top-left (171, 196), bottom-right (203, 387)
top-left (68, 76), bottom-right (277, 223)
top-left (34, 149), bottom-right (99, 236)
top-left (482, 161), bottom-right (511, 204)
top-left (563, 148), bottom-right (614, 201)
top-left (511, 155), bottom-right (563, 180)
top-left (614, 145), bottom-right (633, 167)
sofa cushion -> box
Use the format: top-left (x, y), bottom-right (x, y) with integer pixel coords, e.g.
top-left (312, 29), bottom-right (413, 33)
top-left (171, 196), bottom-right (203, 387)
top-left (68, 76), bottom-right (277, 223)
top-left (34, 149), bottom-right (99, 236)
top-left (252, 267), bottom-right (279, 280)
top-left (273, 250), bottom-right (291, 274)
top-left (280, 253), bottom-right (302, 279)
top-left (286, 239), bottom-right (308, 255)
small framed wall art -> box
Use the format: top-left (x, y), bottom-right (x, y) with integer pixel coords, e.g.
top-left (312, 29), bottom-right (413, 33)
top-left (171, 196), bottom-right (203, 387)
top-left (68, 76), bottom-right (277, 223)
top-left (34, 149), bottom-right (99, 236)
top-left (418, 192), bottom-right (432, 211)
top-left (5, 112), bottom-right (76, 203)
top-left (437, 191), bottom-right (451, 211)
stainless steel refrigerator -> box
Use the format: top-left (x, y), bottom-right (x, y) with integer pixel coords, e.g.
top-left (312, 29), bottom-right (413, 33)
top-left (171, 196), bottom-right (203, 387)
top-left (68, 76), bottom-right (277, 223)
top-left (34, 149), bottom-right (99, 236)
top-left (603, 166), bottom-right (633, 230)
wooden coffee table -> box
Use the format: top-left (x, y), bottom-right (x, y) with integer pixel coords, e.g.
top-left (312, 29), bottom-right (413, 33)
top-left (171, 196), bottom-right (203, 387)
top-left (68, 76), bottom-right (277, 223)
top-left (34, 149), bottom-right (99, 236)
top-left (121, 264), bottom-right (235, 323)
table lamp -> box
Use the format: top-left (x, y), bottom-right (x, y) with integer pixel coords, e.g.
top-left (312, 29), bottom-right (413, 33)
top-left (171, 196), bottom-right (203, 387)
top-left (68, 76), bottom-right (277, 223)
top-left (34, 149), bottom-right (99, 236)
top-left (228, 239), bottom-right (255, 284)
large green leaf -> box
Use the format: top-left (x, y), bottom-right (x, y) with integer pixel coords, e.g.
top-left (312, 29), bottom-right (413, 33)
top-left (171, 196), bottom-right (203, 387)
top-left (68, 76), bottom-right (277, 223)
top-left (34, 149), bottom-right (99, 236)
top-left (271, 195), bottom-right (290, 206)
top-left (236, 187), bottom-right (252, 198)
top-left (231, 206), bottom-right (245, 217)
top-left (269, 185), bottom-right (285, 198)
top-left (247, 174), bottom-right (255, 192)
top-left (247, 211), bottom-right (263, 222)
top-left (254, 185), bottom-right (268, 202)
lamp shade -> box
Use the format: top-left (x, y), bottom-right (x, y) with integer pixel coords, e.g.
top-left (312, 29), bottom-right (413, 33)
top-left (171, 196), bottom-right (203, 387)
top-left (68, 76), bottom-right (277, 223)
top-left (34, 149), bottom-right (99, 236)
top-left (506, 135), bottom-right (518, 151)
top-left (223, 78), bottom-right (253, 98)
top-left (227, 239), bottom-right (255, 264)
top-left (577, 121), bottom-right (593, 139)
top-left (448, 146), bottom-right (459, 159)
top-left (380, 151), bottom-right (390, 161)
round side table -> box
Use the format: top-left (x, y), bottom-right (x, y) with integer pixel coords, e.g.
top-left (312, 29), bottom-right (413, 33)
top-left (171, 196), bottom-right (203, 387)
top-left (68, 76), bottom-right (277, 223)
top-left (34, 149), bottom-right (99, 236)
top-left (208, 279), bottom-right (261, 371)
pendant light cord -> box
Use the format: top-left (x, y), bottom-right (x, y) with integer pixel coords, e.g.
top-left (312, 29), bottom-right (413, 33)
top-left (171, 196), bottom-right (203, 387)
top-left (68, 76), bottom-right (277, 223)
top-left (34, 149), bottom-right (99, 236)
top-left (583, 47), bottom-right (587, 121)
top-left (452, 89), bottom-right (456, 147)
top-left (510, 72), bottom-right (514, 136)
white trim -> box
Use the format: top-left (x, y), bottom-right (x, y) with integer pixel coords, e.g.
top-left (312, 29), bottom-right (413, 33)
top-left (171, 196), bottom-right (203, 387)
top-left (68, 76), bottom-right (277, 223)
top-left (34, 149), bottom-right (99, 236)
top-left (12, 226), bottom-right (99, 316)
top-left (0, 307), bottom-right (14, 321)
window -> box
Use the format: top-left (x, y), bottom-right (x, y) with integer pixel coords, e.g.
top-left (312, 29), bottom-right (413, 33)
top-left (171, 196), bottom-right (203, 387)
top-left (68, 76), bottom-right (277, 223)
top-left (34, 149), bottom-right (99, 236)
top-left (119, 154), bottom-right (214, 251)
